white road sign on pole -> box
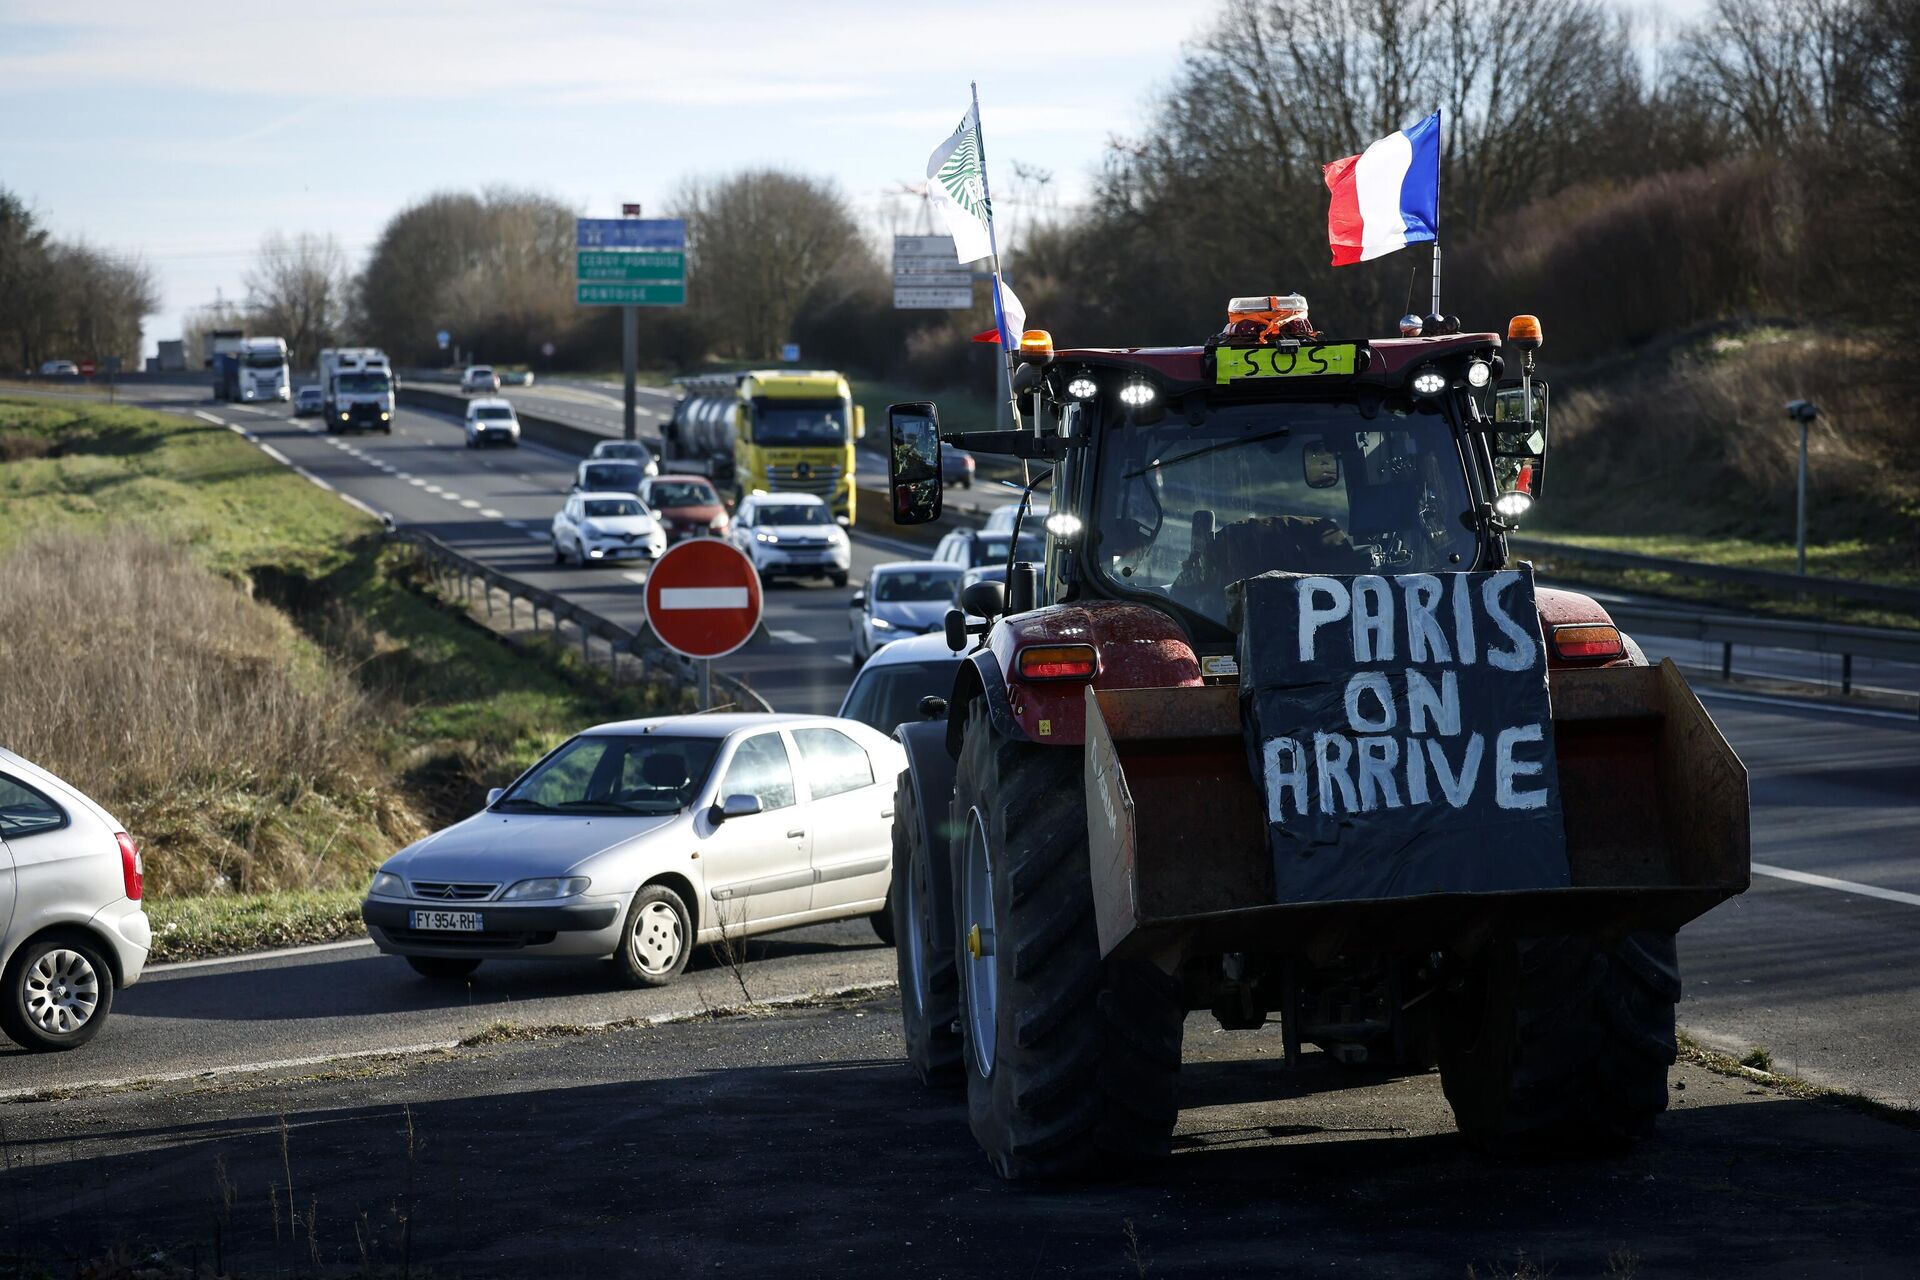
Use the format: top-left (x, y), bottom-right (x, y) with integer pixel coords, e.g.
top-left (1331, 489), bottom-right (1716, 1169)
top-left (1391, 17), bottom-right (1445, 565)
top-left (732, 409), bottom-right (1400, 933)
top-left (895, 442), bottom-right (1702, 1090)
top-left (893, 234), bottom-right (973, 310)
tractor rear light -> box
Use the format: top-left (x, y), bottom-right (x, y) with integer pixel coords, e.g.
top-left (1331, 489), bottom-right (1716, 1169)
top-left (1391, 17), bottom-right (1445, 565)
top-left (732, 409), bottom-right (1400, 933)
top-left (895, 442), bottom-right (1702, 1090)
top-left (116, 832), bottom-right (143, 900)
top-left (1551, 624), bottom-right (1623, 661)
top-left (1017, 644), bottom-right (1098, 680)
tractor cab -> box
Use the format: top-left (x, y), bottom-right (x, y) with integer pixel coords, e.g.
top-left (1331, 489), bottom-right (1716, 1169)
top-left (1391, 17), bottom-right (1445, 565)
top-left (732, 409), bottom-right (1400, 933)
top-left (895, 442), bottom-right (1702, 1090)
top-left (887, 295), bottom-right (1552, 646)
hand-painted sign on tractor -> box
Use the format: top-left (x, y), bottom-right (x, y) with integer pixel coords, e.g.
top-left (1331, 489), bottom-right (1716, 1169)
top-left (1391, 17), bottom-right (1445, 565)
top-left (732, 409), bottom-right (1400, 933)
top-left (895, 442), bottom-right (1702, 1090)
top-left (1233, 567), bottom-right (1568, 904)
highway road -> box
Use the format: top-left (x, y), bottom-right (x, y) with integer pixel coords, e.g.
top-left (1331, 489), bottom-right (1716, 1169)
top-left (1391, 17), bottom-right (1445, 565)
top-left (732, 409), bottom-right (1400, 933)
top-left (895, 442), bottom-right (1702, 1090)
top-left (4, 386), bottom-right (1917, 1118)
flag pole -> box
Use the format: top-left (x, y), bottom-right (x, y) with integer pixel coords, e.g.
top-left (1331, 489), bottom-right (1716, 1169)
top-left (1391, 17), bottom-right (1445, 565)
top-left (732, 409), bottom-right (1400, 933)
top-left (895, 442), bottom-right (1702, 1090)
top-left (971, 80), bottom-right (1023, 433)
top-left (1431, 242), bottom-right (1442, 319)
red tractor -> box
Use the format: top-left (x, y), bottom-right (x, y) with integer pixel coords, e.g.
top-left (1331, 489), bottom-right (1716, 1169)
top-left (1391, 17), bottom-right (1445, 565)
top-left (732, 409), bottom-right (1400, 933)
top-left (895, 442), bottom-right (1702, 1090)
top-left (884, 299), bottom-right (1749, 1180)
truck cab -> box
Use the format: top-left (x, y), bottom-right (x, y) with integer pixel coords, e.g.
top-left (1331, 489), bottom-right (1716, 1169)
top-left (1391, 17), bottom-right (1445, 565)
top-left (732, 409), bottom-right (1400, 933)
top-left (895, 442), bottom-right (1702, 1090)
top-left (669, 371), bottom-right (865, 524)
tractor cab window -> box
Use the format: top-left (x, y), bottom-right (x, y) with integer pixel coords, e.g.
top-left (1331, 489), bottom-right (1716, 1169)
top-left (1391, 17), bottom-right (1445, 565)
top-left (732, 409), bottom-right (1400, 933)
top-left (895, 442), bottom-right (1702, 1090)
top-left (1090, 397), bottom-right (1479, 635)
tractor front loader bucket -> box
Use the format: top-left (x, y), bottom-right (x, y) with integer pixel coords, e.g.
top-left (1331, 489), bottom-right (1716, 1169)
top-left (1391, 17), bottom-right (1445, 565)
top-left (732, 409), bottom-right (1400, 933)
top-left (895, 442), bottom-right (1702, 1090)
top-left (1085, 660), bottom-right (1749, 964)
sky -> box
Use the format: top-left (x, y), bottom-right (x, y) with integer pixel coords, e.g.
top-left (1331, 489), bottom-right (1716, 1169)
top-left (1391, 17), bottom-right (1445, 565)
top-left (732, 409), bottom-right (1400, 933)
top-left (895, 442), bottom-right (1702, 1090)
top-left (0, 0), bottom-right (1710, 357)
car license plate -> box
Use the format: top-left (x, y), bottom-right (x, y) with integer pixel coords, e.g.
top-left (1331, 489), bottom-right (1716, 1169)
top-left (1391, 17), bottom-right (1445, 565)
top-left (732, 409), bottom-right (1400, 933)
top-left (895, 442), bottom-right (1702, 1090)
top-left (411, 910), bottom-right (483, 931)
top-left (1214, 343), bottom-right (1358, 383)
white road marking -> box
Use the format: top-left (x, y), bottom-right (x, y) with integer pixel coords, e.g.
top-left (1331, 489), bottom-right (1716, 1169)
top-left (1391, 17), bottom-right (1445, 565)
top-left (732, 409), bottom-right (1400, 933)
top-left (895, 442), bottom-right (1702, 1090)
top-left (258, 444), bottom-right (293, 466)
top-left (409, 478), bottom-right (427, 487)
top-left (424, 484), bottom-right (443, 494)
top-left (441, 491), bottom-right (462, 501)
top-left (621, 571), bottom-right (650, 585)
top-left (193, 410), bottom-right (225, 426)
top-left (659, 587), bottom-right (750, 609)
top-left (459, 499), bottom-right (481, 509)
top-left (397, 472), bottom-right (414, 480)
top-left (480, 507), bottom-right (504, 518)
top-left (769, 628), bottom-right (817, 645)
top-left (1752, 863), bottom-right (1920, 909)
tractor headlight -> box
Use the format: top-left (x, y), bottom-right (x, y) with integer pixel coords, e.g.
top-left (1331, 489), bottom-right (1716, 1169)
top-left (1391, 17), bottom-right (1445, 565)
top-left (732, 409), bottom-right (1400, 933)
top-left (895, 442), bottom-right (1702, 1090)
top-left (1465, 359), bottom-right (1491, 388)
top-left (1066, 375), bottom-right (1098, 400)
top-left (1412, 368), bottom-right (1447, 397)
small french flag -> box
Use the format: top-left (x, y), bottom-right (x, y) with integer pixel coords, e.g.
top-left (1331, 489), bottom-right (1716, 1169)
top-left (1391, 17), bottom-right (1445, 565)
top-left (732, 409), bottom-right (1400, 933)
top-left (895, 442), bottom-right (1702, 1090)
top-left (1324, 111), bottom-right (1441, 267)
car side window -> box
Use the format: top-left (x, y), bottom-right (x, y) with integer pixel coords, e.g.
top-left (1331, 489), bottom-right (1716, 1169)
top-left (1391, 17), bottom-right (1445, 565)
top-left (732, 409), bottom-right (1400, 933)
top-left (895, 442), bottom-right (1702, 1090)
top-left (0, 774), bottom-right (68, 839)
top-left (793, 729), bottom-right (873, 801)
top-left (721, 733), bottom-right (795, 811)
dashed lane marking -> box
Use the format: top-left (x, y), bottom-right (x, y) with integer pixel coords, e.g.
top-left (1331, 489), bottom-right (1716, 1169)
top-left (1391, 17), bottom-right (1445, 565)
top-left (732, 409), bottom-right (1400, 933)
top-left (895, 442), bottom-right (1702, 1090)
top-left (621, 571), bottom-right (650, 585)
top-left (192, 410), bottom-right (225, 426)
top-left (409, 478), bottom-right (427, 486)
top-left (768, 628), bottom-right (817, 645)
top-left (480, 507), bottom-right (504, 518)
top-left (423, 484), bottom-right (443, 494)
top-left (460, 499), bottom-right (481, 509)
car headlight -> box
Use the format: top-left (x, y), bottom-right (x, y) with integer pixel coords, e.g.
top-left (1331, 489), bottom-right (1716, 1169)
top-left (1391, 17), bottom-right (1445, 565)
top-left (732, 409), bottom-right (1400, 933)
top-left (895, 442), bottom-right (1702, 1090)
top-left (500, 876), bottom-right (590, 900)
top-left (369, 871), bottom-right (404, 897)
top-left (338, 412), bottom-right (349, 420)
top-left (871, 617), bottom-right (896, 631)
top-left (756, 532), bottom-right (778, 543)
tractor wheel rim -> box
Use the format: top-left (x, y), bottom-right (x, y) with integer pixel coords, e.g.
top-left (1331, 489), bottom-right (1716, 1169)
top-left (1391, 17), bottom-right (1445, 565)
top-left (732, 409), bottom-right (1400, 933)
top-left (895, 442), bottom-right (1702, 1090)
top-left (24, 948), bottom-right (99, 1035)
top-left (962, 807), bottom-right (997, 1077)
top-left (630, 901), bottom-right (683, 976)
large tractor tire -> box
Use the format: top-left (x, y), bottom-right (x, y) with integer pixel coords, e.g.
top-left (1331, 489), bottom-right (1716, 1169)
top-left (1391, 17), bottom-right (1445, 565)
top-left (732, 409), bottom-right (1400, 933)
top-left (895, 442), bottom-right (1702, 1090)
top-left (1437, 931), bottom-right (1679, 1153)
top-left (950, 703), bottom-right (1184, 1180)
top-left (891, 770), bottom-right (961, 1087)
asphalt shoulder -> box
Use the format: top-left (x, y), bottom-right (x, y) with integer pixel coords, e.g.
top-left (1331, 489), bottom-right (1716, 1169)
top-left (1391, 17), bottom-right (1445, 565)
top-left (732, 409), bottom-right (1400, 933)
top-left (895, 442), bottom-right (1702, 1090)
top-left (6, 994), bottom-right (1917, 1278)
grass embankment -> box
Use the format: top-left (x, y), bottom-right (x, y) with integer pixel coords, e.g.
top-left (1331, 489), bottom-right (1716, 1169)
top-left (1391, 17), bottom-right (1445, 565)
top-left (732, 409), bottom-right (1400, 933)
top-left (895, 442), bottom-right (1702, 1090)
top-left (1534, 327), bottom-right (1919, 621)
top-left (0, 397), bottom-right (679, 961)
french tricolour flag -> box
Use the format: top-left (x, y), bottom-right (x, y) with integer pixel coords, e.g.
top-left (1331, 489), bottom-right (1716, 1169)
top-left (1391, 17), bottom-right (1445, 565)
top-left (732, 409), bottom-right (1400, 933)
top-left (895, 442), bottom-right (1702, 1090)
top-left (1324, 111), bottom-right (1441, 267)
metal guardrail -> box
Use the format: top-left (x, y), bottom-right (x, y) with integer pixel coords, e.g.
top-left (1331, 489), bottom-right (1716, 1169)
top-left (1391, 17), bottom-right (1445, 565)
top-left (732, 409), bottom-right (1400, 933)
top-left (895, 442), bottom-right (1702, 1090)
top-left (1606, 602), bottom-right (1920, 702)
top-left (386, 526), bottom-right (773, 713)
top-left (1512, 536), bottom-right (1920, 612)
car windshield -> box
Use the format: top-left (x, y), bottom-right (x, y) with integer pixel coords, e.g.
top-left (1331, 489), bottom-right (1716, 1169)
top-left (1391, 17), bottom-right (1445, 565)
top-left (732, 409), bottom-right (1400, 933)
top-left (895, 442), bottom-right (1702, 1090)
top-left (839, 660), bottom-right (960, 733)
top-left (337, 373), bottom-right (389, 393)
top-left (874, 568), bottom-right (962, 603)
top-left (583, 463), bottom-right (643, 490)
top-left (584, 498), bottom-right (644, 518)
top-left (972, 533), bottom-right (1044, 565)
top-left (494, 734), bottom-right (722, 815)
top-left (649, 481), bottom-right (716, 507)
top-left (759, 503), bottom-right (831, 526)
top-left (469, 368), bottom-right (493, 378)
top-left (595, 443), bottom-right (651, 460)
top-left (1091, 396), bottom-right (1479, 634)
top-left (751, 398), bottom-right (848, 446)
top-left (476, 406), bottom-right (514, 420)
top-left (245, 352), bottom-right (285, 368)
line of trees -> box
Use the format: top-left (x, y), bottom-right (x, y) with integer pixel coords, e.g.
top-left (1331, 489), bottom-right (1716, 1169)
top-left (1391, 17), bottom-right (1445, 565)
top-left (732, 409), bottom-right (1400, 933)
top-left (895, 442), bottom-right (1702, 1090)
top-left (0, 190), bottom-right (158, 372)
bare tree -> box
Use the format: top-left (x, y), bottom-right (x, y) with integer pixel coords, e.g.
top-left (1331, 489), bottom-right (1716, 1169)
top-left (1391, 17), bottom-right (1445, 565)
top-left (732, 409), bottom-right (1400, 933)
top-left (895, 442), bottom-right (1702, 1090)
top-left (673, 170), bottom-right (873, 360)
top-left (245, 232), bottom-right (349, 369)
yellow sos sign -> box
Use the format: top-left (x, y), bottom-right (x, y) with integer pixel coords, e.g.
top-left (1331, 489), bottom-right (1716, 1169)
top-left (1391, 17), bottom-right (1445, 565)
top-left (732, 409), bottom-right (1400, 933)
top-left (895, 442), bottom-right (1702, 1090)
top-left (1215, 343), bottom-right (1359, 384)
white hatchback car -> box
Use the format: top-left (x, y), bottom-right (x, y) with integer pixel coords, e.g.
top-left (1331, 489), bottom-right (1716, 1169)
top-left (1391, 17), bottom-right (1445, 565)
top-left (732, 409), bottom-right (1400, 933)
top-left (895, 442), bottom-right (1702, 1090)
top-left (465, 398), bottom-right (521, 447)
top-left (362, 714), bottom-right (904, 986)
top-left (551, 492), bottom-right (666, 567)
top-left (460, 365), bottom-right (500, 394)
top-left (850, 562), bottom-right (963, 666)
top-left (0, 748), bottom-right (150, 1051)
top-left (729, 492), bottom-right (851, 587)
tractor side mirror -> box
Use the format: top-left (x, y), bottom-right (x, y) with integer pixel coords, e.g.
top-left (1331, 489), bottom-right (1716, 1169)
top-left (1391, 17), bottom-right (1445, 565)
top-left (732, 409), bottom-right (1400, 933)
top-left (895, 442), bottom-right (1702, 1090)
top-left (888, 402), bottom-right (943, 526)
top-left (1489, 378), bottom-right (1550, 512)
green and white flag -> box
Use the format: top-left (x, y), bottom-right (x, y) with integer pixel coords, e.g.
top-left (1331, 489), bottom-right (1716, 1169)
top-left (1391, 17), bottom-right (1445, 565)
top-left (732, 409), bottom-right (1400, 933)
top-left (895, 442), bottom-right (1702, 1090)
top-left (926, 105), bottom-right (994, 264)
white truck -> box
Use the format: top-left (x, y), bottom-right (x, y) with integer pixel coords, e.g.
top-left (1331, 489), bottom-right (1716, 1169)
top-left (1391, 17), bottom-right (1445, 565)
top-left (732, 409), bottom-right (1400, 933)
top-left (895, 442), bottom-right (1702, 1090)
top-left (215, 336), bottom-right (290, 403)
top-left (317, 347), bottom-right (395, 434)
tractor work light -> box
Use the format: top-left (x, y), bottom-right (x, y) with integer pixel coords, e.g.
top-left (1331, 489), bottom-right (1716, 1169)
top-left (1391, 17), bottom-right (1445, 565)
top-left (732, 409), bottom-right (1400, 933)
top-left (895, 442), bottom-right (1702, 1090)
top-left (1017, 643), bottom-right (1098, 680)
top-left (1066, 374), bottom-right (1098, 400)
top-left (1118, 379), bottom-right (1157, 407)
top-left (1411, 368), bottom-right (1447, 397)
top-left (1045, 511), bottom-right (1082, 539)
top-left (1550, 623), bottom-right (1624, 661)
top-left (1494, 490), bottom-right (1534, 519)
top-left (1019, 330), bottom-right (1054, 361)
top-left (1466, 359), bottom-right (1492, 388)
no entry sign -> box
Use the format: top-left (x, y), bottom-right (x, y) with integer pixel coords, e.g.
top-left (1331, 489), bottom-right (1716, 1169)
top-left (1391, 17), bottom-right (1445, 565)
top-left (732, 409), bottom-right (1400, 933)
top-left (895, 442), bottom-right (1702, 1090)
top-left (643, 539), bottom-right (763, 660)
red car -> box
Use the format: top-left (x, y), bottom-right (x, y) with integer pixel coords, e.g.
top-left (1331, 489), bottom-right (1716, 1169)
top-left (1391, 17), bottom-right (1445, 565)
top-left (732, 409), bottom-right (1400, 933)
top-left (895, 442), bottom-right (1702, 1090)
top-left (639, 474), bottom-right (729, 541)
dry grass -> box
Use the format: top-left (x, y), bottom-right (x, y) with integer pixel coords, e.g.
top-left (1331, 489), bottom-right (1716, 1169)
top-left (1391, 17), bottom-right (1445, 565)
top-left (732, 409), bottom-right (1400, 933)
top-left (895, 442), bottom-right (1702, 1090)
top-left (1540, 330), bottom-right (1918, 573)
top-left (0, 531), bottom-right (425, 895)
